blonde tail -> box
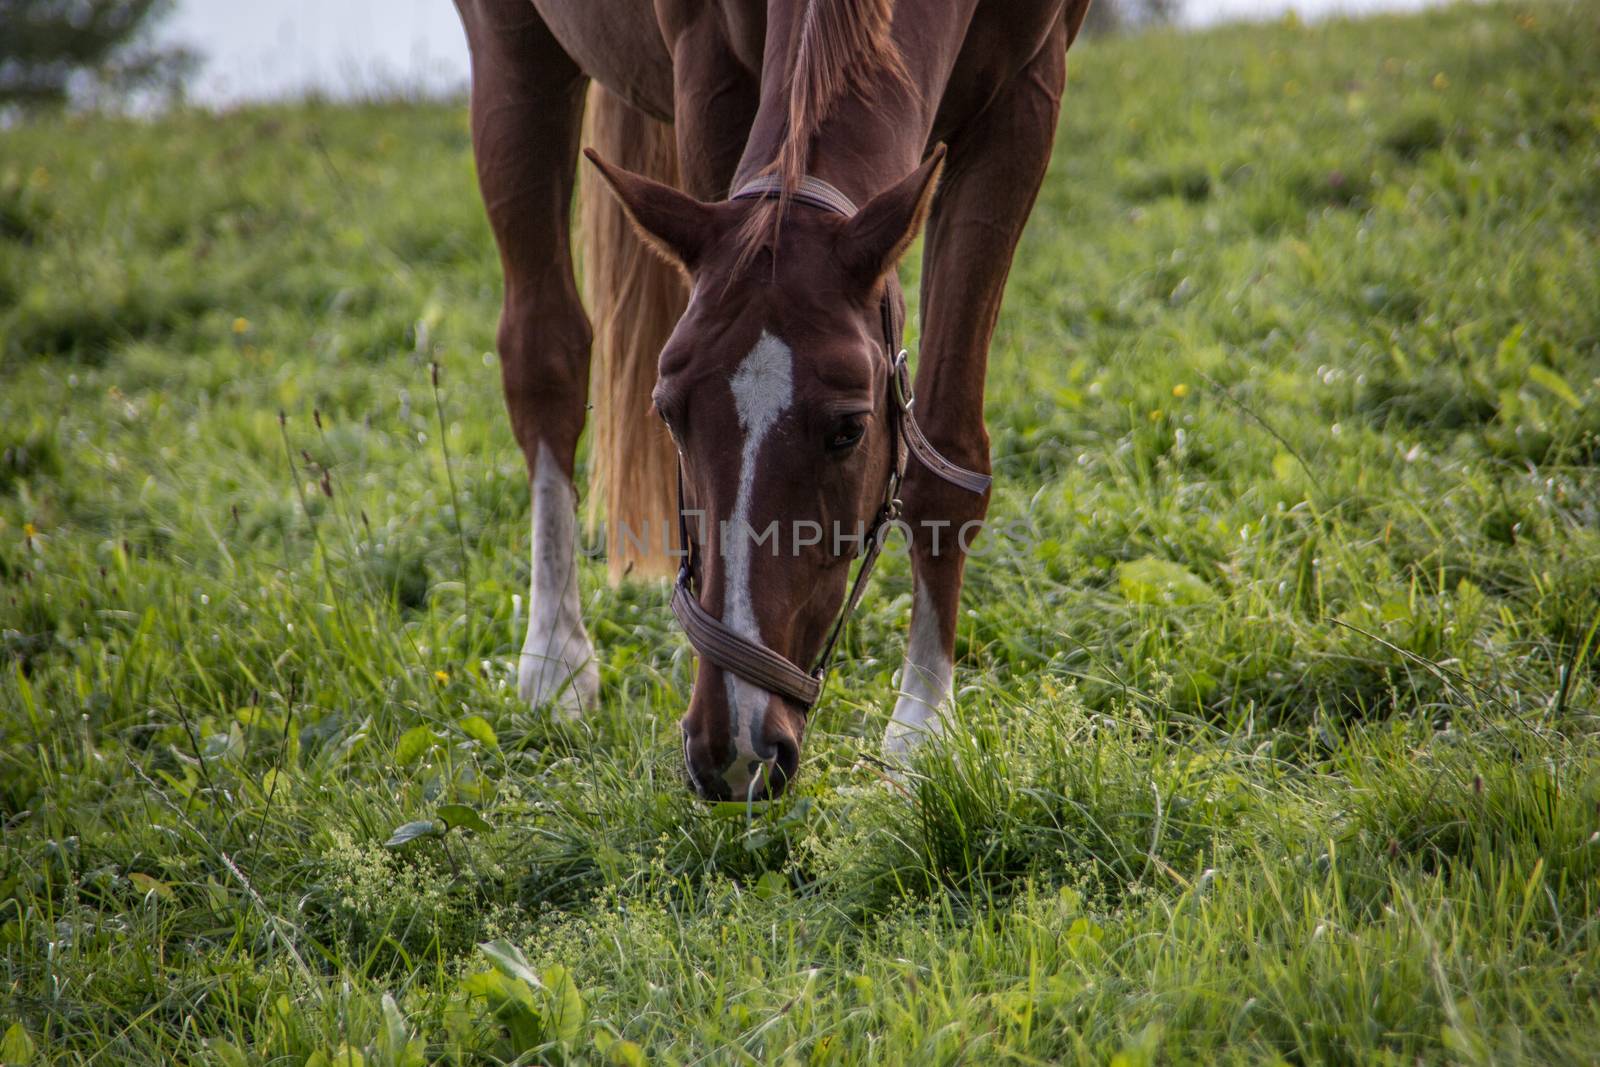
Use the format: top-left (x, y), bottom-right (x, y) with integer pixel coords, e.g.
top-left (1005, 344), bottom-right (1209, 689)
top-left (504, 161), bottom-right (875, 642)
top-left (579, 84), bottom-right (685, 582)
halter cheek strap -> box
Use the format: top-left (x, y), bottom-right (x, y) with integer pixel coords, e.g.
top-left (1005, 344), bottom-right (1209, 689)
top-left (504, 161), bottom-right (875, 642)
top-left (667, 172), bottom-right (990, 710)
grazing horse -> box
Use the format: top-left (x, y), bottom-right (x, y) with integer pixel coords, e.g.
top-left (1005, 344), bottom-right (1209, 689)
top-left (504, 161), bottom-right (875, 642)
top-left (452, 0), bottom-right (1091, 799)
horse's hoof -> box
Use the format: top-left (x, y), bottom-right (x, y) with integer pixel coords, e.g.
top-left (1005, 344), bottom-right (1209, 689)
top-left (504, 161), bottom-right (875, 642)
top-left (881, 715), bottom-right (940, 763)
top-left (518, 646), bottom-right (599, 720)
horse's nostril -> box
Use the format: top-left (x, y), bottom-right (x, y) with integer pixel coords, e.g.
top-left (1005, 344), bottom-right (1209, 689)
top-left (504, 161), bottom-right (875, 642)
top-left (682, 732), bottom-right (729, 801)
top-left (688, 764), bottom-right (729, 801)
top-left (768, 735), bottom-right (800, 793)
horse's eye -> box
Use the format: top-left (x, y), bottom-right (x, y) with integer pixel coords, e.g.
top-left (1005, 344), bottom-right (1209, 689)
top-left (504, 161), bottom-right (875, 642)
top-left (827, 418), bottom-right (866, 453)
top-left (656, 403), bottom-right (683, 444)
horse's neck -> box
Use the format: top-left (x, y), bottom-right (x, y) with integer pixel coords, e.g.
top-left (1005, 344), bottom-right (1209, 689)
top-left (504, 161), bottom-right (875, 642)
top-left (734, 0), bottom-right (974, 206)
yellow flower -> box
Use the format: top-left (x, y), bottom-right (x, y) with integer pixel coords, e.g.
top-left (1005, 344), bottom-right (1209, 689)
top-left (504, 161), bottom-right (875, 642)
top-left (433, 670), bottom-right (450, 684)
top-left (1172, 383), bottom-right (1190, 398)
top-left (1432, 72), bottom-right (1450, 90)
top-left (1148, 409), bottom-right (1164, 422)
top-left (232, 317), bottom-right (250, 335)
top-left (23, 522), bottom-right (38, 539)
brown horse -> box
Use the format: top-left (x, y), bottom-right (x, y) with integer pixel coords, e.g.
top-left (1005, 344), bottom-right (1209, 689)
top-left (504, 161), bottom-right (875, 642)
top-left (452, 0), bottom-right (1091, 800)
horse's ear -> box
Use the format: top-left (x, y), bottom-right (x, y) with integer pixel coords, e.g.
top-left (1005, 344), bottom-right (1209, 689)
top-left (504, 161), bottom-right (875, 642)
top-left (584, 148), bottom-right (717, 271)
top-left (836, 145), bottom-right (947, 287)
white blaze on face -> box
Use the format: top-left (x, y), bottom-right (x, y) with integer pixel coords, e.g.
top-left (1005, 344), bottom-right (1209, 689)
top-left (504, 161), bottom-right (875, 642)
top-left (883, 579), bottom-right (954, 760)
top-left (519, 442), bottom-right (599, 719)
top-left (721, 331), bottom-right (794, 784)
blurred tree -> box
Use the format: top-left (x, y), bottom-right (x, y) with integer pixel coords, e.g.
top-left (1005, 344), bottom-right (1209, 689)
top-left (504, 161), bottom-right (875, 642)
top-left (0, 0), bottom-right (194, 107)
top-left (1084, 0), bottom-right (1184, 35)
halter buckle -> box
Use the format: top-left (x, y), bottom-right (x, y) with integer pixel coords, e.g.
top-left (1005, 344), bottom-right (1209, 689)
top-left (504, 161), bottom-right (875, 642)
top-left (891, 349), bottom-right (914, 410)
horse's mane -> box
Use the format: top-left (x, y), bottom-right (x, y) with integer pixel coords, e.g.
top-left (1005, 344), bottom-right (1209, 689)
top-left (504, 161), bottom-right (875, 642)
top-left (736, 0), bottom-right (912, 266)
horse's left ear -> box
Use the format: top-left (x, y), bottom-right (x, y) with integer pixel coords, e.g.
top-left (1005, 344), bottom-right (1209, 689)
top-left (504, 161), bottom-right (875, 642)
top-left (836, 145), bottom-right (947, 287)
top-left (584, 148), bottom-right (718, 271)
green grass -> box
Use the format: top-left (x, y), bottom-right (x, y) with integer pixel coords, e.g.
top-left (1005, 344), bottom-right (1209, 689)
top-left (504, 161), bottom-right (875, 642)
top-left (4, 1), bottom-right (1600, 1062)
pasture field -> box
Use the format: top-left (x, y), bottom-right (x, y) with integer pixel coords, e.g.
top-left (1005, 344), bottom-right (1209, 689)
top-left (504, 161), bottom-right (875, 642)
top-left (4, 2), bottom-right (1600, 1062)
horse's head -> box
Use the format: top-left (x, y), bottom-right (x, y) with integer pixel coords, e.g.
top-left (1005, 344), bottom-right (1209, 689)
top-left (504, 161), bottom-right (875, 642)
top-left (587, 149), bottom-right (944, 801)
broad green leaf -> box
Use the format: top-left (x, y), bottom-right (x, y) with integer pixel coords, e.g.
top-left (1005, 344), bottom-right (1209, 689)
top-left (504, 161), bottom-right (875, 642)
top-left (329, 1046), bottom-right (365, 1067)
top-left (460, 969), bottom-right (534, 1011)
top-left (234, 705), bottom-right (275, 729)
top-left (479, 939), bottom-right (543, 988)
top-left (381, 992), bottom-right (408, 1050)
top-left (378, 992), bottom-right (426, 1067)
top-left (1117, 557), bottom-right (1216, 606)
top-left (1068, 916), bottom-right (1104, 942)
top-left (542, 964), bottom-right (586, 1045)
top-left (437, 804), bottom-right (492, 835)
top-left (1271, 452), bottom-right (1303, 485)
top-left (1527, 364), bottom-right (1583, 410)
top-left (1, 1023), bottom-right (37, 1065)
top-left (384, 820), bottom-right (444, 848)
top-left (606, 1039), bottom-right (647, 1067)
top-left (462, 967), bottom-right (544, 1051)
top-left (755, 870), bottom-right (790, 900)
top-left (128, 872), bottom-right (175, 900)
top-left (158, 768), bottom-right (196, 799)
top-left (395, 725), bottom-right (437, 767)
top-left (1492, 322), bottom-right (1525, 370)
top-left (457, 715), bottom-right (499, 750)
top-left (1379, 598), bottom-right (1411, 623)
top-left (203, 725), bottom-right (245, 762)
top-left (334, 716), bottom-right (373, 763)
top-left (206, 1038), bottom-right (249, 1067)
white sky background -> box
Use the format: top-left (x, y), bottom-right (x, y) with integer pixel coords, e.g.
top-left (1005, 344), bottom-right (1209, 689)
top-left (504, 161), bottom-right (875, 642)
top-left (162, 0), bottom-right (1445, 107)
top-left (160, 0), bottom-right (471, 104)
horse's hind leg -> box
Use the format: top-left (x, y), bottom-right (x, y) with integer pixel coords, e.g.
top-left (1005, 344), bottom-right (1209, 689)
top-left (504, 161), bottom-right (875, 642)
top-left (886, 17), bottom-right (1071, 757)
top-left (455, 0), bottom-right (597, 717)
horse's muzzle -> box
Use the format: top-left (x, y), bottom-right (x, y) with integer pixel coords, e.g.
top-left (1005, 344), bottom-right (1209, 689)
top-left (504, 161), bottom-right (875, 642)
top-left (681, 688), bottom-right (804, 802)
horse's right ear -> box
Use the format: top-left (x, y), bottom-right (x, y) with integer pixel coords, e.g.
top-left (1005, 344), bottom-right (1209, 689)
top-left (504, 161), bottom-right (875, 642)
top-left (584, 149), bottom-right (717, 271)
top-left (835, 145), bottom-right (947, 288)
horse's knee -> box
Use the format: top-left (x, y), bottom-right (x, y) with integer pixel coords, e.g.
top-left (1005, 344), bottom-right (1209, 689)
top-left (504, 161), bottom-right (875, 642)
top-left (498, 293), bottom-right (591, 387)
top-left (497, 296), bottom-right (592, 466)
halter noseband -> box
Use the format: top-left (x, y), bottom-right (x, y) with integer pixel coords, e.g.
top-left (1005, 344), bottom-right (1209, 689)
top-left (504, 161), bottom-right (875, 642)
top-left (668, 173), bottom-right (991, 709)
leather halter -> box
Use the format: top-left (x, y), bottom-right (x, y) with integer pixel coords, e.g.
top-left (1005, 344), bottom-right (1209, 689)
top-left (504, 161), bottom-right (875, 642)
top-left (668, 173), bottom-right (991, 709)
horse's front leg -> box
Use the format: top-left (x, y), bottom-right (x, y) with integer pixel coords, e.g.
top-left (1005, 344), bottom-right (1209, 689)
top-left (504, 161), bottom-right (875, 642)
top-left (885, 21), bottom-right (1068, 759)
top-left (457, 0), bottom-right (598, 717)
